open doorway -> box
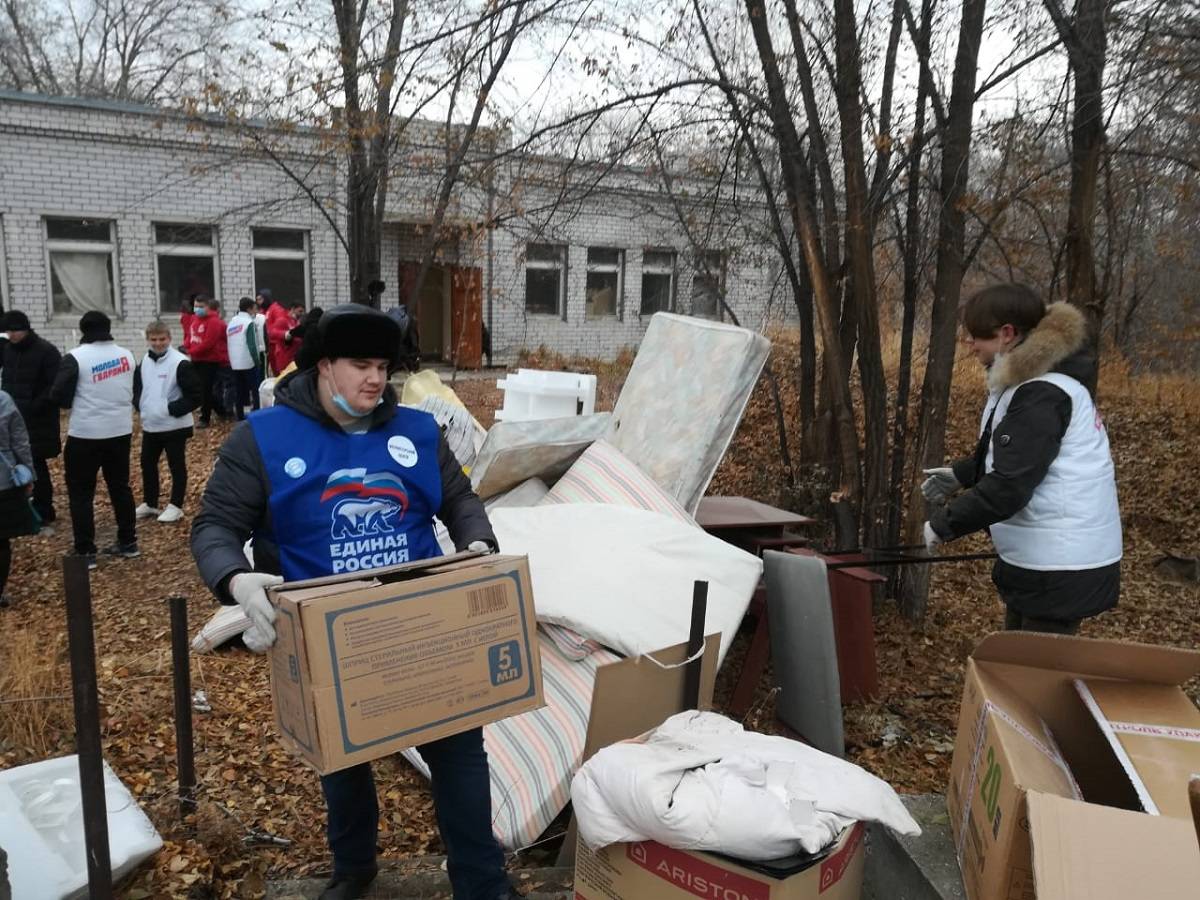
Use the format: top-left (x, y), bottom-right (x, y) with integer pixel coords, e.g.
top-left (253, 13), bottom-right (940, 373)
top-left (397, 260), bottom-right (483, 368)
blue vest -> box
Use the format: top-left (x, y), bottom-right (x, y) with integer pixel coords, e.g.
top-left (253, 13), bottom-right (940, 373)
top-left (249, 404), bottom-right (444, 581)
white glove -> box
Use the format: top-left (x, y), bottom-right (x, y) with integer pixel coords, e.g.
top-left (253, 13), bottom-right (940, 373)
top-left (12, 464), bottom-right (33, 487)
top-left (923, 521), bottom-right (943, 554)
top-left (467, 540), bottom-right (493, 554)
top-left (230, 572), bottom-right (284, 653)
top-left (921, 467), bottom-right (960, 502)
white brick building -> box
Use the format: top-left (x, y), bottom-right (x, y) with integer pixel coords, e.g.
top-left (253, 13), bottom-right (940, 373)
top-left (0, 90), bottom-right (784, 363)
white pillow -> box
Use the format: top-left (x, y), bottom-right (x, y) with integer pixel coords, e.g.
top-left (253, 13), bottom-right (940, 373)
top-left (488, 504), bottom-right (761, 665)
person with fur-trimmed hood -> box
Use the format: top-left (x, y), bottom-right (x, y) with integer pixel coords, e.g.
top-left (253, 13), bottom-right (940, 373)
top-left (921, 284), bottom-right (1122, 634)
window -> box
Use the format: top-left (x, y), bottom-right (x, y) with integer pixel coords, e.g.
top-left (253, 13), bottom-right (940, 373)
top-left (640, 249), bottom-right (675, 316)
top-left (691, 249), bottom-right (724, 320)
top-left (525, 243), bottom-right (566, 316)
top-left (155, 223), bottom-right (218, 314)
top-left (585, 247), bottom-right (622, 320)
top-left (44, 217), bottom-right (119, 316)
top-left (252, 228), bottom-right (310, 309)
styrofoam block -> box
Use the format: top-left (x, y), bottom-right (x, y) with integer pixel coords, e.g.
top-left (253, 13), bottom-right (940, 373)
top-left (495, 369), bottom-right (597, 421)
top-left (0, 755), bottom-right (163, 899)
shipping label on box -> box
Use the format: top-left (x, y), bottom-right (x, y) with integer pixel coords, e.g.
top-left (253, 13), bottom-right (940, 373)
top-left (270, 554), bottom-right (543, 773)
top-left (574, 823), bottom-right (864, 900)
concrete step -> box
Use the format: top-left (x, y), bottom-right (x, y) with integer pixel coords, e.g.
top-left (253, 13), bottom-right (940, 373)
top-left (268, 794), bottom-right (965, 900)
top-left (864, 794), bottom-right (966, 900)
top-left (266, 858), bottom-right (572, 899)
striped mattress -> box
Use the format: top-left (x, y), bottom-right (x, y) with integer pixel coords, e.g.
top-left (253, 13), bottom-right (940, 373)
top-left (403, 624), bottom-right (621, 849)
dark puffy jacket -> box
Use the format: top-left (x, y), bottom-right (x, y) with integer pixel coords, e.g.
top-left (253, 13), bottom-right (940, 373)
top-left (930, 302), bottom-right (1120, 621)
top-left (190, 368), bottom-right (495, 603)
top-left (0, 331), bottom-right (63, 457)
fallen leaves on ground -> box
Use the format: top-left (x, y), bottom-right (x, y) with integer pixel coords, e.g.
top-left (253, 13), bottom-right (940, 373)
top-left (0, 347), bottom-right (1196, 897)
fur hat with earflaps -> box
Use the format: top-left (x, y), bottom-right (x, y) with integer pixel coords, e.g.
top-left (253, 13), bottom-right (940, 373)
top-left (294, 303), bottom-right (401, 371)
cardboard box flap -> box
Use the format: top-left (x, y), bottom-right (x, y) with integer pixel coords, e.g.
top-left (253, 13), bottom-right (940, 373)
top-left (972, 632), bottom-right (1200, 686)
top-left (274, 550), bottom-right (484, 593)
top-left (1075, 678), bottom-right (1200, 820)
top-left (1026, 791), bottom-right (1200, 900)
top-left (974, 666), bottom-right (1081, 798)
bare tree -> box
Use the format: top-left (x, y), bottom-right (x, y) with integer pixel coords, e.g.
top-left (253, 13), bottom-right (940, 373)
top-left (1, 0), bottom-right (230, 102)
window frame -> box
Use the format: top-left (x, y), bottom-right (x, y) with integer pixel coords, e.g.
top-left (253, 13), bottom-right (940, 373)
top-left (251, 227), bottom-right (311, 310)
top-left (524, 242), bottom-right (568, 319)
top-left (0, 217), bottom-right (10, 315)
top-left (154, 221), bottom-right (220, 315)
top-left (639, 248), bottom-right (676, 317)
top-left (584, 246), bottom-right (624, 321)
top-left (43, 216), bottom-right (122, 319)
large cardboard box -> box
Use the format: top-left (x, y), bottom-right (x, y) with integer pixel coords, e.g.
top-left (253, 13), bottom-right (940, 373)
top-left (574, 823), bottom-right (865, 900)
top-left (947, 633), bottom-right (1200, 900)
top-left (268, 553), bottom-right (543, 774)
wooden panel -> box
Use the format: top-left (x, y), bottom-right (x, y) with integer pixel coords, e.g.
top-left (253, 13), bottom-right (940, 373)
top-left (448, 265), bottom-right (483, 368)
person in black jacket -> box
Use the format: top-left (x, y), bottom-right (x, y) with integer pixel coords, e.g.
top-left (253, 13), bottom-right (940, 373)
top-left (0, 310), bottom-right (63, 524)
top-left (190, 305), bottom-right (517, 900)
top-left (921, 284), bottom-right (1122, 633)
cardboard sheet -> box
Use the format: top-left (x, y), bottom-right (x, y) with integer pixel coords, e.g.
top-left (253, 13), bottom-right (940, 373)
top-left (1075, 677), bottom-right (1200, 820)
top-left (1027, 792), bottom-right (1200, 900)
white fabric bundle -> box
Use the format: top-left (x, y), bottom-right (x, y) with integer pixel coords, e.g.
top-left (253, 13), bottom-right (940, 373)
top-left (572, 711), bottom-right (920, 859)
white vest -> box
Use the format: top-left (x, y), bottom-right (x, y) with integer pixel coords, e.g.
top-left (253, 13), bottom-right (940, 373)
top-left (139, 347), bottom-right (195, 433)
top-left (67, 341), bottom-right (135, 439)
top-left (984, 372), bottom-right (1122, 570)
top-left (226, 312), bottom-right (255, 370)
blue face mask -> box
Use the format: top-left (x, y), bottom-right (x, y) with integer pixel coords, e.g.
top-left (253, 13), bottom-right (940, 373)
top-left (195, 307), bottom-right (208, 318)
top-left (326, 374), bottom-right (383, 419)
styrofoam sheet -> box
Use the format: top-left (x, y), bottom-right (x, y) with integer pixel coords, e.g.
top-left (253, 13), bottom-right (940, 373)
top-left (0, 755), bottom-right (163, 899)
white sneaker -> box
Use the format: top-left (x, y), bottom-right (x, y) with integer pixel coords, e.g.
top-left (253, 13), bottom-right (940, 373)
top-left (135, 503), bottom-right (161, 519)
top-left (157, 504), bottom-right (184, 523)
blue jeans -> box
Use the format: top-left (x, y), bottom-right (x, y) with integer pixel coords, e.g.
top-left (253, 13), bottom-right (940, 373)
top-left (319, 727), bottom-right (509, 899)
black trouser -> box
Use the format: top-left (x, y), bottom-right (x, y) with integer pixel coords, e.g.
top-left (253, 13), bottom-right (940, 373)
top-left (1003, 608), bottom-right (1080, 635)
top-left (0, 537), bottom-right (10, 595)
top-left (64, 434), bottom-right (136, 555)
top-left (141, 428), bottom-right (190, 509)
top-left (32, 455), bottom-right (55, 522)
top-left (320, 727), bottom-right (508, 897)
top-left (231, 368), bottom-right (259, 420)
top-left (194, 361), bottom-right (221, 423)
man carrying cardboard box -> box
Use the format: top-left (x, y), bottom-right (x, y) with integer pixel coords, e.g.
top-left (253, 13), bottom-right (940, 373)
top-left (191, 304), bottom-right (518, 900)
top-left (921, 284), bottom-right (1122, 634)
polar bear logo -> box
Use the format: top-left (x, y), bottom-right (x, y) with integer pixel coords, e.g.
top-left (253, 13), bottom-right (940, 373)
top-left (330, 497), bottom-right (403, 539)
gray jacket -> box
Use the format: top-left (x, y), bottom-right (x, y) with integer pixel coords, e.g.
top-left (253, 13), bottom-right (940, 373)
top-left (190, 369), bottom-right (496, 604)
top-left (0, 390), bottom-right (34, 490)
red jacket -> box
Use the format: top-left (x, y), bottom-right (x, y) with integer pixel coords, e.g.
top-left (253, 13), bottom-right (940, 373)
top-left (180, 310), bottom-right (196, 347)
top-left (265, 304), bottom-right (299, 375)
top-left (186, 314), bottom-right (229, 365)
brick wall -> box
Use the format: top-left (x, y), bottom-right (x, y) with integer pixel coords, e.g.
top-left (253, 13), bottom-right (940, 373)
top-left (0, 91), bottom-right (785, 363)
top-left (0, 93), bottom-right (344, 352)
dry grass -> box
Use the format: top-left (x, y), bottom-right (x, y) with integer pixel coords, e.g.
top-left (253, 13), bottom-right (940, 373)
top-left (0, 630), bottom-right (72, 759)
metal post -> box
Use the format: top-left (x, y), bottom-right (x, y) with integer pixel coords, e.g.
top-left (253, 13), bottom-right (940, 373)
top-left (168, 596), bottom-right (196, 820)
top-left (62, 554), bottom-right (113, 900)
top-left (684, 580), bottom-right (709, 710)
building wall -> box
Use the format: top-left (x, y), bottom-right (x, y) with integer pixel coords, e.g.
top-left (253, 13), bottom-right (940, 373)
top-left (0, 91), bottom-right (783, 363)
top-left (0, 93), bottom-right (344, 351)
top-left (483, 177), bottom-right (786, 363)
